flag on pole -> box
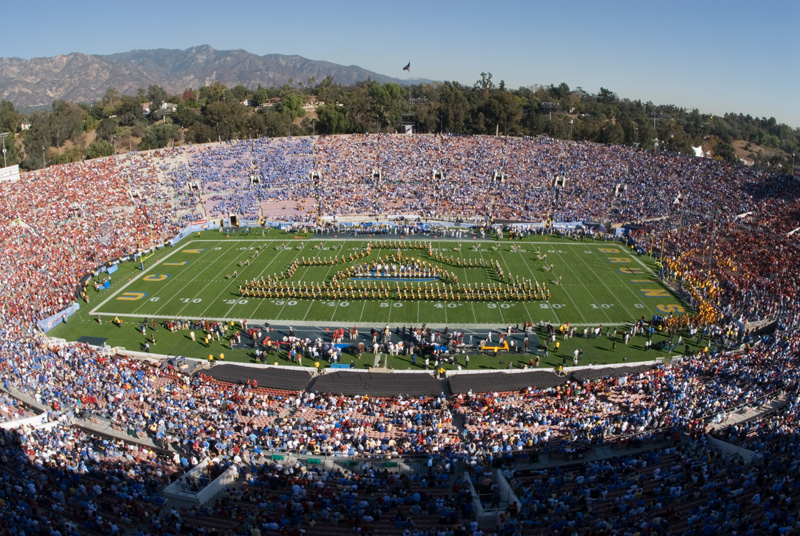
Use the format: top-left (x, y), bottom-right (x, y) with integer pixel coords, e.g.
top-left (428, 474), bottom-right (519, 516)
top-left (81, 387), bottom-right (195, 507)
top-left (403, 61), bottom-right (410, 71)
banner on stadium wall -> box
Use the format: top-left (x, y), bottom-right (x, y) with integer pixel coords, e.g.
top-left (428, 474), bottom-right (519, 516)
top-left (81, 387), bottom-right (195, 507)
top-left (38, 302), bottom-right (80, 333)
top-left (168, 220), bottom-right (222, 246)
top-left (793, 165), bottom-right (800, 182)
top-left (0, 165), bottom-right (20, 184)
top-left (505, 222), bottom-right (545, 231)
top-left (496, 221), bottom-right (587, 231)
top-left (550, 222), bottom-right (584, 230)
top-left (169, 226), bottom-right (192, 246)
top-left (107, 265), bottom-right (119, 275)
top-left (191, 221), bottom-right (217, 232)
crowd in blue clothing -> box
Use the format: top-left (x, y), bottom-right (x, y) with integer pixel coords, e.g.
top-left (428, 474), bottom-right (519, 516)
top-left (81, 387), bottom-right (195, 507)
top-left (457, 326), bottom-right (800, 451)
top-left (162, 135), bottom-right (786, 227)
top-left (0, 424), bottom-right (175, 535)
top-left (509, 434), bottom-right (800, 535)
top-left (164, 457), bottom-right (472, 535)
top-left (164, 139), bottom-right (315, 222)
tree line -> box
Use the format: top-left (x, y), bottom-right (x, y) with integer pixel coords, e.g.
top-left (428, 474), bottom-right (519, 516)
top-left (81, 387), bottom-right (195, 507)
top-left (0, 74), bottom-right (797, 173)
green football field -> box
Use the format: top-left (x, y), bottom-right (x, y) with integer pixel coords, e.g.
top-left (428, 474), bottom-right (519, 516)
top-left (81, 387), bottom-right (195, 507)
top-left (87, 232), bottom-right (686, 327)
top-left (45, 229), bottom-right (699, 369)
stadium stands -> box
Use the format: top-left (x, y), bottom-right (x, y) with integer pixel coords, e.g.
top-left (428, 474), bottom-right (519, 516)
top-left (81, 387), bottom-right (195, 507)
top-left (0, 135), bottom-right (799, 534)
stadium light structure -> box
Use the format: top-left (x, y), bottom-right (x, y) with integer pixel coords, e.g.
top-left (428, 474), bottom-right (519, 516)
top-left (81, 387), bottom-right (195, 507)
top-left (42, 146), bottom-right (46, 168)
top-left (541, 102), bottom-right (559, 121)
top-left (0, 132), bottom-right (7, 168)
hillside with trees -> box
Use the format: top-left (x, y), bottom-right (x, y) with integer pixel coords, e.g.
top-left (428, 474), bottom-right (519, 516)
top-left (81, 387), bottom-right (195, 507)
top-left (0, 75), bottom-right (797, 173)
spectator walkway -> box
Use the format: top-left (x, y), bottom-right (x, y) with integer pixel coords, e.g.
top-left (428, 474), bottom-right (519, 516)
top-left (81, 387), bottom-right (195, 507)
top-left (71, 414), bottom-right (178, 454)
top-left (708, 391), bottom-right (791, 432)
top-left (0, 383), bottom-right (48, 414)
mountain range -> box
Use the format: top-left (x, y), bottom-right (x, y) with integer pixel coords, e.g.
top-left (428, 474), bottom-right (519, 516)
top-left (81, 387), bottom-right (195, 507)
top-left (0, 45), bottom-right (422, 108)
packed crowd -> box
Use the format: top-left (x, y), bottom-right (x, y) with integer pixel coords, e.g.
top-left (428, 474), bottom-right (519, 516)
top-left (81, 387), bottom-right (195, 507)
top-left (633, 215), bottom-right (800, 326)
top-left (4, 328), bottom-right (796, 462)
top-left (717, 388), bottom-right (800, 467)
top-left (167, 454), bottom-right (475, 536)
top-left (163, 139), bottom-right (316, 222)
top-left (508, 431), bottom-right (800, 535)
top-left (457, 326), bottom-right (800, 453)
top-left (0, 152), bottom-right (196, 324)
top-left (0, 423), bottom-right (177, 535)
top-left (160, 134), bottom-right (785, 226)
top-left (0, 136), bottom-right (797, 534)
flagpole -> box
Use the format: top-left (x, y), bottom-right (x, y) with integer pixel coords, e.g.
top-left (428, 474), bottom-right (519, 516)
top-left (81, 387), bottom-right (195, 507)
top-left (405, 61), bottom-right (411, 105)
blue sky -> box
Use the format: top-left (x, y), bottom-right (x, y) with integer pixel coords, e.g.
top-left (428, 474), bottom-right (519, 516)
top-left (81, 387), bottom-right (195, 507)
top-left (5, 0), bottom-right (799, 127)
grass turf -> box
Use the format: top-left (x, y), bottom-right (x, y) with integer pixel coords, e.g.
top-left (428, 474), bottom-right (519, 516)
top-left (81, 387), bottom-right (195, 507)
top-left (49, 229), bottom-right (699, 370)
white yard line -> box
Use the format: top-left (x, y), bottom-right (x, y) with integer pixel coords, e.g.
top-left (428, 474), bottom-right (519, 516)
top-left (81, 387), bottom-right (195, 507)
top-left (357, 300), bottom-right (368, 323)
top-left (551, 248), bottom-right (609, 323)
top-left (476, 247), bottom-right (507, 324)
top-left (98, 237), bottom-right (646, 328)
top-left (579, 246), bottom-right (640, 317)
top-left (457, 247), bottom-right (479, 323)
top-left (165, 244), bottom-right (239, 318)
top-left (514, 243), bottom-right (560, 324)
top-left (244, 241), bottom-right (307, 319)
top-left (220, 241), bottom-right (309, 319)
top-left (209, 243), bottom-right (273, 319)
top-left (92, 243), bottom-right (206, 316)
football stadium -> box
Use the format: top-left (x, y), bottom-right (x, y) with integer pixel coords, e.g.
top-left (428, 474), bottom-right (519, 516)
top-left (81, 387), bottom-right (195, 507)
top-left (2, 134), bottom-right (799, 535)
